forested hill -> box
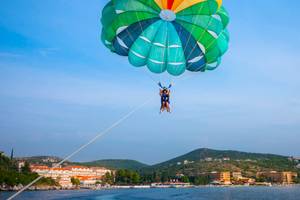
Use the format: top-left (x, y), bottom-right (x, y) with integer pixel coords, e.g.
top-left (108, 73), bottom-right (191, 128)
top-left (81, 159), bottom-right (149, 170)
top-left (140, 148), bottom-right (299, 177)
top-left (16, 156), bottom-right (148, 171)
top-left (152, 148), bottom-right (289, 168)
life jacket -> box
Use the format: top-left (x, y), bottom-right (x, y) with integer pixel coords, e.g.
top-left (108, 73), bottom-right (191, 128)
top-left (161, 92), bottom-right (169, 102)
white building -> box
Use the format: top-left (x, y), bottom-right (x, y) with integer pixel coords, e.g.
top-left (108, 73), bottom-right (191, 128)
top-left (17, 161), bottom-right (26, 172)
top-left (183, 160), bottom-right (194, 165)
top-left (205, 157), bottom-right (213, 162)
top-left (31, 165), bottom-right (111, 188)
top-left (31, 166), bottom-right (73, 188)
top-left (223, 157), bottom-right (230, 161)
top-left (91, 167), bottom-right (111, 176)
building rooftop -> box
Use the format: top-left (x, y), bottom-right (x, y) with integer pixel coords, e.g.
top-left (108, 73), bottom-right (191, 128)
top-left (30, 165), bottom-right (49, 170)
top-left (65, 165), bottom-right (90, 169)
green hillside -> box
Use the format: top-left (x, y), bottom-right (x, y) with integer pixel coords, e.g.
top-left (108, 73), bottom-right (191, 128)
top-left (152, 148), bottom-right (289, 167)
top-left (81, 159), bottom-right (149, 170)
top-left (16, 156), bottom-right (148, 171)
top-left (0, 153), bottom-right (58, 188)
top-left (141, 148), bottom-right (299, 178)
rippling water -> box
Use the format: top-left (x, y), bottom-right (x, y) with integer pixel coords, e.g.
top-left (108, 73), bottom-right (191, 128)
top-left (2, 186), bottom-right (300, 200)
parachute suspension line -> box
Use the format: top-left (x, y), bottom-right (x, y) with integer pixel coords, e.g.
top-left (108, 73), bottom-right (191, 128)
top-left (110, 2), bottom-right (160, 87)
top-left (183, 3), bottom-right (207, 82)
top-left (125, 0), bottom-right (141, 48)
top-left (170, 18), bottom-right (184, 85)
top-left (118, 4), bottom-right (160, 86)
top-left (176, 63), bottom-right (207, 83)
top-left (181, 5), bottom-right (200, 56)
top-left (160, 2), bottom-right (205, 88)
top-left (166, 23), bottom-right (171, 85)
top-left (175, 3), bottom-right (215, 83)
top-left (115, 2), bottom-right (159, 85)
top-left (169, 3), bottom-right (207, 85)
top-left (185, 9), bottom-right (214, 72)
top-left (7, 96), bottom-right (154, 200)
top-left (130, 1), bottom-right (164, 85)
top-left (161, 22), bottom-right (168, 84)
top-left (132, 0), bottom-right (144, 33)
top-left (144, 69), bottom-right (160, 84)
top-left (131, 1), bottom-right (161, 85)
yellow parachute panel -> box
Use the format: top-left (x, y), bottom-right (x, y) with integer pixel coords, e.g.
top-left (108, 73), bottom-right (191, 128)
top-left (161, 0), bottom-right (169, 9)
top-left (154, 0), bottom-right (164, 9)
top-left (173, 0), bottom-right (206, 13)
top-left (155, 0), bottom-right (222, 11)
top-left (216, 0), bottom-right (222, 8)
top-left (171, 0), bottom-right (185, 11)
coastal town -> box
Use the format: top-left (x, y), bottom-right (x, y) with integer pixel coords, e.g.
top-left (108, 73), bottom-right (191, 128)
top-left (1, 150), bottom-right (300, 191)
top-left (29, 164), bottom-right (111, 188)
top-left (16, 160), bottom-right (299, 189)
top-left (25, 164), bottom-right (298, 189)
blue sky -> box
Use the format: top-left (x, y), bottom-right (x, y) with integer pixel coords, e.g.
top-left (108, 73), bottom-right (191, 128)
top-left (1, 0), bottom-right (300, 164)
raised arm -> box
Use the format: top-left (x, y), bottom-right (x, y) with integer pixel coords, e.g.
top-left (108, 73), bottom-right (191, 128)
top-left (158, 82), bottom-right (163, 89)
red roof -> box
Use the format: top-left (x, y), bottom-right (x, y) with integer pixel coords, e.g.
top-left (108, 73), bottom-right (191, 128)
top-left (52, 168), bottom-right (66, 171)
top-left (74, 175), bottom-right (101, 181)
top-left (30, 165), bottom-right (49, 170)
top-left (65, 165), bottom-right (89, 169)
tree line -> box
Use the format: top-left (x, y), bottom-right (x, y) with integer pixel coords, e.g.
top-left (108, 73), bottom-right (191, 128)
top-left (101, 169), bottom-right (210, 185)
top-left (0, 153), bottom-right (58, 187)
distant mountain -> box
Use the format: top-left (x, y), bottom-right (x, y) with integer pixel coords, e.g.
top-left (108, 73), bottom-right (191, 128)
top-left (16, 156), bottom-right (148, 170)
top-left (81, 159), bottom-right (149, 170)
top-left (141, 148), bottom-right (298, 177)
top-left (152, 148), bottom-right (288, 168)
top-left (16, 156), bottom-right (148, 171)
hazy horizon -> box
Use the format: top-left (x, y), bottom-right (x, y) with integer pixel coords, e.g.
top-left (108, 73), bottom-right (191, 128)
top-left (1, 0), bottom-right (300, 165)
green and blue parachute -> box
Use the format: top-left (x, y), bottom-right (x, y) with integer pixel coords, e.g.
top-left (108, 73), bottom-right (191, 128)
top-left (101, 0), bottom-right (229, 76)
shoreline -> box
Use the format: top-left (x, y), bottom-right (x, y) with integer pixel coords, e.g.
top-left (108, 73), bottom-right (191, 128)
top-left (2, 184), bottom-right (299, 192)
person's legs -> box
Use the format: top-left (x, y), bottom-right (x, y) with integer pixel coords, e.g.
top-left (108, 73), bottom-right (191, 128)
top-left (160, 101), bottom-right (165, 113)
top-left (166, 102), bottom-right (170, 113)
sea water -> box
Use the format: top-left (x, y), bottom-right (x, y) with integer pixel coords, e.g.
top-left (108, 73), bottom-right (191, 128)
top-left (2, 186), bottom-right (300, 200)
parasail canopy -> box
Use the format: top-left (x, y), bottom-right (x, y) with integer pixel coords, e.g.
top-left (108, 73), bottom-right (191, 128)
top-left (101, 0), bottom-right (230, 76)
